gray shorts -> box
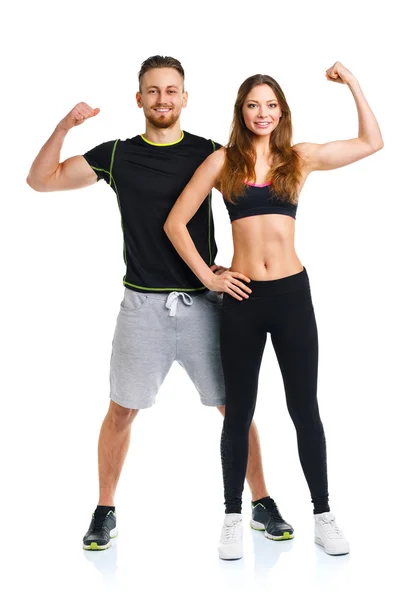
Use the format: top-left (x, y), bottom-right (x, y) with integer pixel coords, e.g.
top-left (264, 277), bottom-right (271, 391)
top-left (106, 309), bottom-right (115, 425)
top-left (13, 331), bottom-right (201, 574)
top-left (110, 288), bottom-right (226, 409)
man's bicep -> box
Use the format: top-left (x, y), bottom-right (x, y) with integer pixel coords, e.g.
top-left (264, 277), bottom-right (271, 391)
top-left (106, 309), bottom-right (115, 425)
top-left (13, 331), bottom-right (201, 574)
top-left (53, 155), bottom-right (98, 191)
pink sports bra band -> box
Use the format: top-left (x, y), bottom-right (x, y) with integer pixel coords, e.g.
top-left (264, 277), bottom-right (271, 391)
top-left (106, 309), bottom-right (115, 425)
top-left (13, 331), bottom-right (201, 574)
top-left (244, 181), bottom-right (272, 188)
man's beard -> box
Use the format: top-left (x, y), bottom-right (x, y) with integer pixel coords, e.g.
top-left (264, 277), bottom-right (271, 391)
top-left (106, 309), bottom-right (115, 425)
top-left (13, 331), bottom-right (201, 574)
top-left (146, 106), bottom-right (180, 129)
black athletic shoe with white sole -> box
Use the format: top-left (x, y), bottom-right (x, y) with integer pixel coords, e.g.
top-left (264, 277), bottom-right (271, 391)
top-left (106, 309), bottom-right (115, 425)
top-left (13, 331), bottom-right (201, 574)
top-left (83, 510), bottom-right (118, 550)
top-left (251, 500), bottom-right (294, 540)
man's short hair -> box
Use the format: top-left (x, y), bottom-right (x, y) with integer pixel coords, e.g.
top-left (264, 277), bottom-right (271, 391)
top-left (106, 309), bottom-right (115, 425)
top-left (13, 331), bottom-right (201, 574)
top-left (138, 55), bottom-right (185, 90)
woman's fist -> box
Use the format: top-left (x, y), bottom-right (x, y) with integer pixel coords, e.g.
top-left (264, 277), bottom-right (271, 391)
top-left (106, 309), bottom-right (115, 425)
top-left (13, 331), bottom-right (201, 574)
top-left (325, 62), bottom-right (355, 85)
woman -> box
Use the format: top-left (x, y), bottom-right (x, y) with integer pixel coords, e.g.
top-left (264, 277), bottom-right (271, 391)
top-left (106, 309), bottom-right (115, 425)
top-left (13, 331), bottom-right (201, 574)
top-left (164, 61), bottom-right (383, 559)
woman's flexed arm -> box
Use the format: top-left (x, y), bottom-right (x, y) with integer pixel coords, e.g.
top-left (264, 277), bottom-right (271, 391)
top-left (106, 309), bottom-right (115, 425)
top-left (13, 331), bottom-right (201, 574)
top-left (295, 62), bottom-right (384, 172)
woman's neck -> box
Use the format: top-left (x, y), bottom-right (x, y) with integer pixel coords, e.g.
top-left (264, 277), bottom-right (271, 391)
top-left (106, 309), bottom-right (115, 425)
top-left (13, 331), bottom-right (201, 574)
top-left (253, 135), bottom-right (272, 158)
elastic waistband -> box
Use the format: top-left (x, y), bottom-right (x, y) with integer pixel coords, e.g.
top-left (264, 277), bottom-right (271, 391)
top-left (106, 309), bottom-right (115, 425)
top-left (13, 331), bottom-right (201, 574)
top-left (248, 268), bottom-right (309, 297)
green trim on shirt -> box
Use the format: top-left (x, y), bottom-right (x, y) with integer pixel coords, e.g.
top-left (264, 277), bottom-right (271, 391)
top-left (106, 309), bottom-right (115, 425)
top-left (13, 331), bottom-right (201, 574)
top-left (208, 139), bottom-right (217, 265)
top-left (109, 139), bottom-right (119, 186)
top-left (123, 280), bottom-right (206, 292)
top-left (140, 131), bottom-right (185, 147)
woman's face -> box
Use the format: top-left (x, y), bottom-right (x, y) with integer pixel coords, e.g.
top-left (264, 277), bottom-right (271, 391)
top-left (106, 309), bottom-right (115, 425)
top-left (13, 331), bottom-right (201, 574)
top-left (241, 84), bottom-right (283, 137)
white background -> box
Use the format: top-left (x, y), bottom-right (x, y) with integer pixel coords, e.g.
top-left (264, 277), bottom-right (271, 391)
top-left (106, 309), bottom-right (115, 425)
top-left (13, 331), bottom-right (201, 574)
top-left (1, 1), bottom-right (406, 598)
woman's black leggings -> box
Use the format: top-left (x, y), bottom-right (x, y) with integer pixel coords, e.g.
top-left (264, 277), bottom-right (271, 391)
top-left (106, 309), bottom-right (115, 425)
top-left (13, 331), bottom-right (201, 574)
top-left (220, 268), bottom-right (329, 515)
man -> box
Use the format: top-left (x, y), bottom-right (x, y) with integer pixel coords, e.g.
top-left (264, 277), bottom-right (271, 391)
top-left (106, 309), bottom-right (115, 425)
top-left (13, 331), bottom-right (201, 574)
top-left (26, 55), bottom-right (293, 553)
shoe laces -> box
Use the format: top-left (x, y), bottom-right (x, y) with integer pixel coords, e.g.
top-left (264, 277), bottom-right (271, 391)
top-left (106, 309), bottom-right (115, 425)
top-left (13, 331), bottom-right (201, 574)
top-left (92, 512), bottom-right (109, 533)
top-left (320, 514), bottom-right (342, 538)
top-left (265, 502), bottom-right (284, 523)
top-left (221, 518), bottom-right (241, 544)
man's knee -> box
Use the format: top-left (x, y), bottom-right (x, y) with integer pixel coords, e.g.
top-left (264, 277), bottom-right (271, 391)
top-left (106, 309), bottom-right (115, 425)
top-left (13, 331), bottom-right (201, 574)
top-left (107, 400), bottom-right (138, 429)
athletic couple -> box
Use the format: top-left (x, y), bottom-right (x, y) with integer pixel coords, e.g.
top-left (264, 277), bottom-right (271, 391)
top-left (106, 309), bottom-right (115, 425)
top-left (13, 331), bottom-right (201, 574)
top-left (27, 55), bottom-right (383, 559)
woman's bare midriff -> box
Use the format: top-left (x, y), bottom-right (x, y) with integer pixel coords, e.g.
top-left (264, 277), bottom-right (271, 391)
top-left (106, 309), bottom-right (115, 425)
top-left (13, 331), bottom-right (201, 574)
top-left (230, 214), bottom-right (303, 280)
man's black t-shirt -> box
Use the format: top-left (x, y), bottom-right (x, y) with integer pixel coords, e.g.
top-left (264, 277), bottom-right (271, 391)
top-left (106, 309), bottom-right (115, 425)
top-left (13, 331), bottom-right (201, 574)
top-left (83, 131), bottom-right (221, 292)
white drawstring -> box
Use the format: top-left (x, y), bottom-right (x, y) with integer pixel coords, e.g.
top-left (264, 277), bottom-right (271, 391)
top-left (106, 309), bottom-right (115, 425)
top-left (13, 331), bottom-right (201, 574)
top-left (165, 291), bottom-right (193, 317)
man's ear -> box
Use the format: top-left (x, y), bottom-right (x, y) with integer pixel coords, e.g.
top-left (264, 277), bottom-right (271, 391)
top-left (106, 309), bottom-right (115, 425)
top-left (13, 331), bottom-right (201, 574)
top-left (182, 91), bottom-right (188, 108)
top-left (136, 91), bottom-right (143, 108)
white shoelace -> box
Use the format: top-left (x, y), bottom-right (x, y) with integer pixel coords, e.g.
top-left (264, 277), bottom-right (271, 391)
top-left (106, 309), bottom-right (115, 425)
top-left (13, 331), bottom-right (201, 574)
top-left (165, 291), bottom-right (193, 317)
top-left (221, 518), bottom-right (242, 544)
top-left (320, 515), bottom-right (342, 538)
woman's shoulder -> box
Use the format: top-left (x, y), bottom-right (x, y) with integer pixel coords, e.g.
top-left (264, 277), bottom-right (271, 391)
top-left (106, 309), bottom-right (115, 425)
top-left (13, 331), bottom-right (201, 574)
top-left (205, 146), bottom-right (226, 169)
top-left (292, 142), bottom-right (314, 159)
top-left (292, 143), bottom-right (316, 174)
top-left (213, 146), bottom-right (227, 159)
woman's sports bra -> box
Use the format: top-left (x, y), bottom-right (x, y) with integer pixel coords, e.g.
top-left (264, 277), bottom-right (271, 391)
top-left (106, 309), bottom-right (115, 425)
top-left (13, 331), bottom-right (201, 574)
top-left (223, 182), bottom-right (297, 222)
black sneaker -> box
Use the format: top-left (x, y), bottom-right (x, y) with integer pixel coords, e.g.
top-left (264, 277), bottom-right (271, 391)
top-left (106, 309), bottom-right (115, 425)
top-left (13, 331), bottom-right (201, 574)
top-left (251, 500), bottom-right (294, 541)
top-left (83, 510), bottom-right (118, 550)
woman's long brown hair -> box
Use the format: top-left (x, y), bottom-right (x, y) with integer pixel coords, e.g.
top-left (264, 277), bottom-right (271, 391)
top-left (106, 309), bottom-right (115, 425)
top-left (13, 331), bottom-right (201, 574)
top-left (220, 74), bottom-right (303, 204)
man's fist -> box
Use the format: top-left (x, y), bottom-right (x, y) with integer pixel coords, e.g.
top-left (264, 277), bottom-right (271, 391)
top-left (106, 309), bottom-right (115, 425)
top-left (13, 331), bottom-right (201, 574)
top-left (57, 102), bottom-right (100, 132)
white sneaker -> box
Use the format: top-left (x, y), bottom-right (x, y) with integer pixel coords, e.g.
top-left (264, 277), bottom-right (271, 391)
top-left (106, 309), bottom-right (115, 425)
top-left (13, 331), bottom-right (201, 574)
top-left (218, 513), bottom-right (243, 560)
top-left (314, 512), bottom-right (350, 555)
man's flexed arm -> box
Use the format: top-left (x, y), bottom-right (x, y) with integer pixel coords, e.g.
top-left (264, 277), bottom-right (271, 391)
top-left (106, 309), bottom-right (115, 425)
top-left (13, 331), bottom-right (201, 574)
top-left (26, 102), bottom-right (100, 192)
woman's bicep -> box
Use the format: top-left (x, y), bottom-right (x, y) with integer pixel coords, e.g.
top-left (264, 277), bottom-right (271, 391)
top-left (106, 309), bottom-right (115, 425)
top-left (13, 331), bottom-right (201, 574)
top-left (294, 140), bottom-right (377, 172)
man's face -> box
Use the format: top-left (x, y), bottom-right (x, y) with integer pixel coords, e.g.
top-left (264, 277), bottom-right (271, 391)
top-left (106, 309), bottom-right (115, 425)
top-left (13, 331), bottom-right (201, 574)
top-left (136, 68), bottom-right (188, 129)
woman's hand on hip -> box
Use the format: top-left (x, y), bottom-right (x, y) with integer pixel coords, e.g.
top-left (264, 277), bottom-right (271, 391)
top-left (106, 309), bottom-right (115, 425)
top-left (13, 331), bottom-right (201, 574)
top-left (210, 264), bottom-right (229, 276)
top-left (206, 269), bottom-right (252, 300)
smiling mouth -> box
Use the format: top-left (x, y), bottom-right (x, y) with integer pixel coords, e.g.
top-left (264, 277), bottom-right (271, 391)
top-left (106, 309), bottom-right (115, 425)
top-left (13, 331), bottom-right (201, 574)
top-left (154, 107), bottom-right (172, 113)
top-left (255, 121), bottom-right (271, 127)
